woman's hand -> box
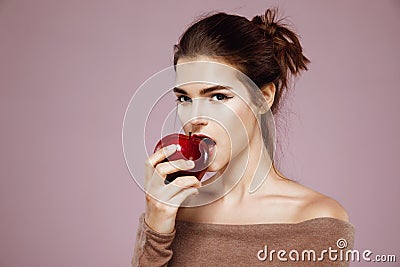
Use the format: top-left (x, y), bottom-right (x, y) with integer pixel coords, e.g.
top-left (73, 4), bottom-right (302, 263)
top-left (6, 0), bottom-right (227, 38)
top-left (144, 144), bottom-right (201, 234)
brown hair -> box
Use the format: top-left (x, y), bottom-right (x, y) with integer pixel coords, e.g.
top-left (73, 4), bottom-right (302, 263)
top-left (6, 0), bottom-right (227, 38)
top-left (173, 8), bottom-right (310, 116)
top-left (173, 9), bottom-right (310, 169)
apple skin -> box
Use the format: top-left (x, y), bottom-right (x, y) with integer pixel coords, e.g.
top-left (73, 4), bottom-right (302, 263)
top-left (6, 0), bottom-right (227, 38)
top-left (153, 133), bottom-right (215, 184)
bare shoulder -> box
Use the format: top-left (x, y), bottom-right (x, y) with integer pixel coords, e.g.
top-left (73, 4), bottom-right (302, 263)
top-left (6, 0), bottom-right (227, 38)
top-left (304, 192), bottom-right (350, 222)
top-left (280, 179), bottom-right (350, 222)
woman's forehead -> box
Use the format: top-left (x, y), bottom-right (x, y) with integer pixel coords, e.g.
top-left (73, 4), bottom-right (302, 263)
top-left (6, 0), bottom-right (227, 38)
top-left (174, 60), bottom-right (248, 97)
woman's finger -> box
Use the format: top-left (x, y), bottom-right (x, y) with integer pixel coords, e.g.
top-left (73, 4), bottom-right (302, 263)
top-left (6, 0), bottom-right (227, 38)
top-left (157, 176), bottom-right (201, 199)
top-left (149, 144), bottom-right (177, 167)
top-left (168, 187), bottom-right (199, 207)
top-left (154, 159), bottom-right (195, 178)
top-left (171, 175), bottom-right (201, 188)
top-left (145, 144), bottom-right (177, 181)
top-left (149, 159), bottom-right (195, 188)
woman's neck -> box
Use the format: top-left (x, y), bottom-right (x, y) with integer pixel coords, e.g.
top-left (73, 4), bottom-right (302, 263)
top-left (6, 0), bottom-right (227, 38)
top-left (216, 129), bottom-right (279, 201)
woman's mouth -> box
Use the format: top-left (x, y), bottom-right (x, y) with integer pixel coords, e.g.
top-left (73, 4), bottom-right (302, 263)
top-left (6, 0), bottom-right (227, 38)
top-left (193, 133), bottom-right (216, 160)
top-left (193, 133), bottom-right (216, 144)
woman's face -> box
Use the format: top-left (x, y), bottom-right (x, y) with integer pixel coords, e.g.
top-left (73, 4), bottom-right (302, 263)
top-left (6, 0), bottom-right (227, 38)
top-left (174, 57), bottom-right (263, 172)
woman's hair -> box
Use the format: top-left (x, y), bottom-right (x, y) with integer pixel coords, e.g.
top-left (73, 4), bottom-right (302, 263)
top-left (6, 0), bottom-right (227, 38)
top-left (173, 8), bottom-right (310, 169)
top-left (173, 8), bottom-right (310, 116)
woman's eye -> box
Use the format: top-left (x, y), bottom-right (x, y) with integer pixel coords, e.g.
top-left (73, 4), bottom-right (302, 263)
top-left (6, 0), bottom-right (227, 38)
top-left (211, 93), bottom-right (233, 101)
top-left (176, 95), bottom-right (191, 103)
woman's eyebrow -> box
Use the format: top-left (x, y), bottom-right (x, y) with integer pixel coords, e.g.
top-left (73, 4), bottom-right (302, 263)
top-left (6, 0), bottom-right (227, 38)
top-left (173, 85), bottom-right (231, 95)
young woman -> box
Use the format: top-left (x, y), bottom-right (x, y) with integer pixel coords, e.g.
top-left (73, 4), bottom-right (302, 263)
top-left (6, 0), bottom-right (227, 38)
top-left (132, 9), bottom-right (354, 266)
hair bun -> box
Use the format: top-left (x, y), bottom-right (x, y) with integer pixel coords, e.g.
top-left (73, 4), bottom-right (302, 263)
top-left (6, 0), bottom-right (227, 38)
top-left (251, 8), bottom-right (310, 82)
top-left (174, 8), bottom-right (310, 117)
top-left (251, 9), bottom-right (279, 37)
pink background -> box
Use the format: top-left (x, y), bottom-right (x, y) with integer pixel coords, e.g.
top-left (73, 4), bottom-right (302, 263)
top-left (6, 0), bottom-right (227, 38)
top-left (1, 0), bottom-right (399, 266)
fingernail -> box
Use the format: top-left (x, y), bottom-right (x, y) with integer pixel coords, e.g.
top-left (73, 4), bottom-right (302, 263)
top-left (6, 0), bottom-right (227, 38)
top-left (166, 144), bottom-right (176, 151)
top-left (186, 160), bottom-right (195, 167)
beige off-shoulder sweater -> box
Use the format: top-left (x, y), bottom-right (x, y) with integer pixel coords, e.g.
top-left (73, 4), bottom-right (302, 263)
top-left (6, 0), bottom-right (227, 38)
top-left (132, 213), bottom-right (355, 267)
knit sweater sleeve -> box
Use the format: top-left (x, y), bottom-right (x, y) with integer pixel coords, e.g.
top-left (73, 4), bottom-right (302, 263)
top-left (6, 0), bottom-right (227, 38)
top-left (131, 213), bottom-right (176, 267)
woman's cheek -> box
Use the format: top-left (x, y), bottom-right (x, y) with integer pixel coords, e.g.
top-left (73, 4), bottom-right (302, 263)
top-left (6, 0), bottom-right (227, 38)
top-left (223, 110), bottom-right (251, 157)
top-left (208, 141), bottom-right (230, 171)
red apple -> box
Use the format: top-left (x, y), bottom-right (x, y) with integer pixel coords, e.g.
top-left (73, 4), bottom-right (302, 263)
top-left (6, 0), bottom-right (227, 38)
top-left (153, 132), bottom-right (216, 184)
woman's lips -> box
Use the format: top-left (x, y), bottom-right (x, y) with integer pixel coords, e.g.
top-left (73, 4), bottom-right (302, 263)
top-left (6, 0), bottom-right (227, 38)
top-left (193, 134), bottom-right (216, 144)
top-left (193, 134), bottom-right (216, 162)
top-left (193, 135), bottom-right (216, 152)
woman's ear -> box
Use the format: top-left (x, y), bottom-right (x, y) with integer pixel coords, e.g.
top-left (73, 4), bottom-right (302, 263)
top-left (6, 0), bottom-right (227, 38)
top-left (260, 83), bottom-right (276, 111)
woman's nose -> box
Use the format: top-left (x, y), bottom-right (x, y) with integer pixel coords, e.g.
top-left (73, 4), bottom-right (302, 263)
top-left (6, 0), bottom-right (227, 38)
top-left (189, 116), bottom-right (208, 126)
top-left (189, 98), bottom-right (208, 126)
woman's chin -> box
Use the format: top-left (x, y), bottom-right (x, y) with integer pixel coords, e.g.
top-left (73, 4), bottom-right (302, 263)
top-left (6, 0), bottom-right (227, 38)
top-left (205, 161), bottom-right (227, 173)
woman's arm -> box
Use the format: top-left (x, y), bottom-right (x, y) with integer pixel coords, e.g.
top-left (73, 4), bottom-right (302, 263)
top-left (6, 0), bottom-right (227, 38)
top-left (132, 144), bottom-right (201, 266)
top-left (131, 213), bottom-right (176, 267)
